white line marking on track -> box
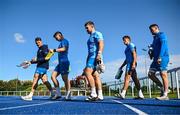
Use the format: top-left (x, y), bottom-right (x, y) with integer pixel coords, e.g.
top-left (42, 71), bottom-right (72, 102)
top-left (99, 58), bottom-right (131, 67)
top-left (113, 100), bottom-right (148, 115)
top-left (0, 101), bottom-right (60, 111)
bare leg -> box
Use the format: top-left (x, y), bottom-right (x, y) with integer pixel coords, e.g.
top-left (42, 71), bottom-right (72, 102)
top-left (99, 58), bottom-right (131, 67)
top-left (161, 71), bottom-right (169, 96)
top-left (51, 71), bottom-right (60, 87)
top-left (93, 71), bottom-right (102, 90)
top-left (31, 73), bottom-right (40, 94)
top-left (62, 74), bottom-right (70, 92)
top-left (122, 73), bottom-right (131, 91)
top-left (93, 71), bottom-right (103, 99)
top-left (51, 71), bottom-right (61, 97)
top-left (84, 68), bottom-right (97, 97)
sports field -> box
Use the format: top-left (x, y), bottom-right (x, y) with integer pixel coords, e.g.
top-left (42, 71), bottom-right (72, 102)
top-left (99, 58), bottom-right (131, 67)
top-left (0, 96), bottom-right (180, 114)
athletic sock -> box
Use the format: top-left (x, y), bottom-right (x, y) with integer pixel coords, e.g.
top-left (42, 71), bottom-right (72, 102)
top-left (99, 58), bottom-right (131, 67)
top-left (138, 89), bottom-right (144, 98)
top-left (66, 90), bottom-right (71, 96)
top-left (56, 87), bottom-right (61, 96)
top-left (121, 90), bottom-right (126, 96)
top-left (164, 91), bottom-right (168, 97)
top-left (98, 89), bottom-right (103, 98)
top-left (29, 92), bottom-right (33, 97)
top-left (91, 87), bottom-right (97, 97)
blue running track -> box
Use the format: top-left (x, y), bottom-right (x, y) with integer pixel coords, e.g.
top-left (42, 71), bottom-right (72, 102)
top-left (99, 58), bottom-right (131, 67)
top-left (0, 96), bottom-right (180, 114)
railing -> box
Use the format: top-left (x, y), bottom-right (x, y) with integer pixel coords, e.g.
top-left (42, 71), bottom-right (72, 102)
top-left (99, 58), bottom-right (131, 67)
top-left (0, 89), bottom-right (87, 96)
top-left (1, 67), bottom-right (179, 98)
top-left (103, 67), bottom-right (180, 99)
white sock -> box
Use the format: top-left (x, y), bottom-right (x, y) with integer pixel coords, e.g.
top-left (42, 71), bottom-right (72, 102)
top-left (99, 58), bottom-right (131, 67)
top-left (66, 90), bottom-right (71, 96)
top-left (164, 91), bottom-right (168, 96)
top-left (56, 87), bottom-right (61, 96)
top-left (138, 89), bottom-right (144, 97)
top-left (98, 90), bottom-right (103, 98)
top-left (29, 92), bottom-right (33, 97)
top-left (138, 89), bottom-right (142, 94)
top-left (121, 90), bottom-right (126, 95)
top-left (91, 87), bottom-right (97, 97)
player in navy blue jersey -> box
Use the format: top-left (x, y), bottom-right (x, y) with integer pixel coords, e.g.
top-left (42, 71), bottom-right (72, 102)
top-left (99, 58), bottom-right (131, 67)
top-left (21, 37), bottom-right (54, 101)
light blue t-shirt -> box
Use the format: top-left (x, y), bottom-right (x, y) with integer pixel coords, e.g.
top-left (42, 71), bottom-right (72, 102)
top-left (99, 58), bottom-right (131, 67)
top-left (125, 43), bottom-right (136, 64)
top-left (87, 31), bottom-right (103, 58)
top-left (57, 38), bottom-right (69, 62)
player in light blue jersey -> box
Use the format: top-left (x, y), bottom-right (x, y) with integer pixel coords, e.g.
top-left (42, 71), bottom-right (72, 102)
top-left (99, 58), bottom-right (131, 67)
top-left (84, 21), bottom-right (104, 101)
top-left (148, 24), bottom-right (170, 100)
top-left (50, 31), bottom-right (71, 100)
top-left (117, 35), bottom-right (144, 99)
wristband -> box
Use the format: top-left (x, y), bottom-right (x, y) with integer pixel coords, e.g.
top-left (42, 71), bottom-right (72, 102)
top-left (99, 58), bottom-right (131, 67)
top-left (53, 49), bottom-right (56, 52)
top-left (98, 51), bottom-right (102, 55)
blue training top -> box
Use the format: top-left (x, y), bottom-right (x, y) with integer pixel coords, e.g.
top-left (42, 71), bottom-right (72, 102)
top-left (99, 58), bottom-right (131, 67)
top-left (125, 42), bottom-right (136, 64)
top-left (57, 38), bottom-right (69, 62)
top-left (87, 31), bottom-right (103, 58)
top-left (151, 32), bottom-right (169, 61)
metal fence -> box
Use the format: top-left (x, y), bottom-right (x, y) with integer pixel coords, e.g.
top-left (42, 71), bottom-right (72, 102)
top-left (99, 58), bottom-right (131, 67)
top-left (0, 89), bottom-right (87, 97)
top-left (103, 67), bottom-right (180, 99)
top-left (1, 67), bottom-right (179, 98)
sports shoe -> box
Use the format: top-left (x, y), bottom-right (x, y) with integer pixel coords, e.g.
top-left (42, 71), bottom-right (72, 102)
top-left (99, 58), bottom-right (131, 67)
top-left (65, 91), bottom-right (71, 100)
top-left (49, 92), bottom-right (56, 100)
top-left (160, 89), bottom-right (171, 96)
top-left (51, 94), bottom-right (62, 100)
top-left (115, 93), bottom-right (125, 99)
top-left (96, 97), bottom-right (103, 101)
top-left (21, 95), bottom-right (32, 101)
top-left (85, 95), bottom-right (97, 101)
top-left (156, 95), bottom-right (169, 100)
top-left (97, 95), bottom-right (103, 100)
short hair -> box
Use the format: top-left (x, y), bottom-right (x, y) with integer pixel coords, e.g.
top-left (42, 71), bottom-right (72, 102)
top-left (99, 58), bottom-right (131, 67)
top-left (84, 21), bottom-right (94, 27)
top-left (35, 37), bottom-right (42, 41)
top-left (149, 24), bottom-right (159, 29)
top-left (53, 31), bottom-right (63, 38)
top-left (122, 35), bottom-right (131, 41)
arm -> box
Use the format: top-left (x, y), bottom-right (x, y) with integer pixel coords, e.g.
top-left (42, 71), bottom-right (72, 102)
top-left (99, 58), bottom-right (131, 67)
top-left (96, 40), bottom-right (104, 60)
top-left (132, 50), bottom-right (137, 68)
top-left (54, 47), bottom-right (66, 52)
top-left (51, 40), bottom-right (69, 53)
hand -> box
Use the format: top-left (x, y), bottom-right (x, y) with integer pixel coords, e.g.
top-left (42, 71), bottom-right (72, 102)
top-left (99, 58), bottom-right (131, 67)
top-left (27, 61), bottom-right (31, 65)
top-left (131, 63), bottom-right (136, 70)
top-left (32, 57), bottom-right (37, 62)
top-left (96, 54), bottom-right (101, 61)
top-left (157, 58), bottom-right (161, 64)
top-left (49, 49), bottom-right (54, 53)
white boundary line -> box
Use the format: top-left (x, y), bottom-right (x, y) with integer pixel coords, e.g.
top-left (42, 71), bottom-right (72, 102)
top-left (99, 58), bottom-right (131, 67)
top-left (113, 100), bottom-right (148, 115)
top-left (0, 101), bottom-right (60, 111)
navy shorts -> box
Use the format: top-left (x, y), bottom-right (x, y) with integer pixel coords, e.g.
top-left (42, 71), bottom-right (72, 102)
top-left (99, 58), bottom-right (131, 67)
top-left (54, 61), bottom-right (70, 75)
top-left (149, 57), bottom-right (169, 73)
